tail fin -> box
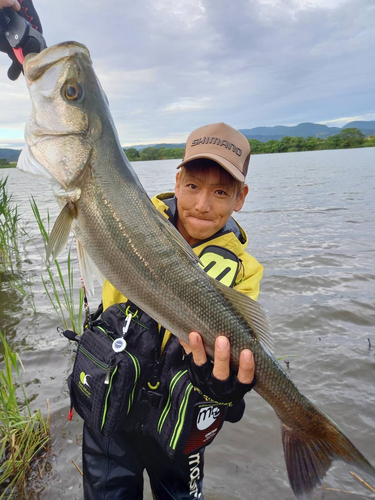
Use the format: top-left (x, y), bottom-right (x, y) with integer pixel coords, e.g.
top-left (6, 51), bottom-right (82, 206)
top-left (282, 419), bottom-right (375, 499)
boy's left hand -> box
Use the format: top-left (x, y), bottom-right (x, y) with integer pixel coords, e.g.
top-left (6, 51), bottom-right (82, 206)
top-left (180, 332), bottom-right (255, 384)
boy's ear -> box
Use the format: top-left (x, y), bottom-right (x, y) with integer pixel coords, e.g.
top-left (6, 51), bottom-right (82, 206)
top-left (175, 172), bottom-right (180, 197)
top-left (234, 184), bottom-right (249, 212)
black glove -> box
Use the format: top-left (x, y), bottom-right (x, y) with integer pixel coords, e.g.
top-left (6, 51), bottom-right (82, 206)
top-left (0, 0), bottom-right (43, 80)
top-left (186, 353), bottom-right (256, 404)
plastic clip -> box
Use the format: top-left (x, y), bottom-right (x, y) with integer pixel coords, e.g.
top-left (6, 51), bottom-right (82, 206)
top-left (122, 313), bottom-right (132, 337)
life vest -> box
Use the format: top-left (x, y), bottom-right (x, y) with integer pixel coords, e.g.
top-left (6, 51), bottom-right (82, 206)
top-left (68, 242), bottom-right (246, 457)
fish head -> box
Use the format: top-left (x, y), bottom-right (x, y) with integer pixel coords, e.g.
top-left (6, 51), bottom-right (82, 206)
top-left (19, 42), bottom-right (105, 191)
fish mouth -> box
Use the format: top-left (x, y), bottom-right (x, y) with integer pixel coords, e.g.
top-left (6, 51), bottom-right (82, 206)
top-left (24, 42), bottom-right (90, 83)
top-left (27, 131), bottom-right (87, 144)
top-left (25, 116), bottom-right (89, 147)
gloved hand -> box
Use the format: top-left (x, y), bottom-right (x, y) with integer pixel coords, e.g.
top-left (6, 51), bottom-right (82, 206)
top-left (0, 0), bottom-right (43, 80)
top-left (186, 352), bottom-right (256, 403)
top-left (183, 333), bottom-right (256, 404)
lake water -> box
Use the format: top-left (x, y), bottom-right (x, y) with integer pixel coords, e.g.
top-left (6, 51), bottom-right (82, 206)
top-left (1, 147), bottom-right (375, 500)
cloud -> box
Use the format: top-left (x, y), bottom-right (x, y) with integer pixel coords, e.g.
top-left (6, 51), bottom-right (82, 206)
top-left (161, 97), bottom-right (212, 113)
top-left (319, 113), bottom-right (375, 127)
top-left (0, 0), bottom-right (374, 145)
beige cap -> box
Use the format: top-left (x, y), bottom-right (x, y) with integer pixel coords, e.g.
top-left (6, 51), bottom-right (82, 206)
top-left (177, 122), bottom-right (251, 182)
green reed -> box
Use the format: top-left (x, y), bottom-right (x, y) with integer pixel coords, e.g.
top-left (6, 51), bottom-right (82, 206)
top-left (30, 197), bottom-right (84, 333)
top-left (0, 331), bottom-right (50, 499)
top-left (0, 176), bottom-right (21, 277)
top-left (0, 176), bottom-right (36, 312)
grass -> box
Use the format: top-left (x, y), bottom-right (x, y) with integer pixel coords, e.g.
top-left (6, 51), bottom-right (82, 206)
top-left (0, 331), bottom-right (50, 499)
top-left (1, 175), bottom-right (84, 330)
top-left (0, 176), bottom-right (21, 276)
top-left (30, 197), bottom-right (85, 333)
top-left (0, 176), bottom-right (35, 312)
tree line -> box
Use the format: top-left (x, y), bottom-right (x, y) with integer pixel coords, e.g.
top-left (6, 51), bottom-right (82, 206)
top-left (1, 128), bottom-right (374, 167)
top-left (248, 128), bottom-right (375, 154)
top-left (124, 128), bottom-right (375, 161)
top-left (124, 147), bottom-right (185, 162)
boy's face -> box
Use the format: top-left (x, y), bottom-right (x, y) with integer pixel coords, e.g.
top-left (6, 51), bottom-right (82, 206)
top-left (175, 165), bottom-right (248, 246)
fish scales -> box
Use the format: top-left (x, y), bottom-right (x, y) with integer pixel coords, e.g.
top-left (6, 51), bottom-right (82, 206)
top-left (75, 164), bottom-right (256, 359)
top-left (18, 42), bottom-right (375, 499)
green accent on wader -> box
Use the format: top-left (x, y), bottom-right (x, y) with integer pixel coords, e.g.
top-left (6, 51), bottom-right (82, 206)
top-left (79, 345), bottom-right (108, 371)
top-left (124, 350), bottom-right (141, 414)
top-left (126, 305), bottom-right (139, 319)
top-left (116, 304), bottom-right (146, 327)
top-left (97, 325), bottom-right (114, 341)
top-left (157, 369), bottom-right (187, 433)
top-left (170, 383), bottom-right (194, 450)
top-left (101, 365), bottom-right (118, 430)
top-left (97, 325), bottom-right (141, 415)
top-left (148, 381), bottom-right (160, 390)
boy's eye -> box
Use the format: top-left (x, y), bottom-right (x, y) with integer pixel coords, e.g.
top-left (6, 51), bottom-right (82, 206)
top-left (215, 189), bottom-right (227, 196)
top-left (187, 183), bottom-right (198, 190)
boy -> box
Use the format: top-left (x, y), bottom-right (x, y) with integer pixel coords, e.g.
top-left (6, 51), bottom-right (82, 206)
top-left (83, 122), bottom-right (263, 499)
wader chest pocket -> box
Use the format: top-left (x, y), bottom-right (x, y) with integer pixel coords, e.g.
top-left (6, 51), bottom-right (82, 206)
top-left (68, 326), bottom-right (141, 437)
top-left (145, 368), bottom-right (198, 459)
top-left (144, 367), bottom-right (228, 459)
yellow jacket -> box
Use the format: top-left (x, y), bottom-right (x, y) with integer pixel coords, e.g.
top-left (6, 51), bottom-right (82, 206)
top-left (103, 193), bottom-right (263, 312)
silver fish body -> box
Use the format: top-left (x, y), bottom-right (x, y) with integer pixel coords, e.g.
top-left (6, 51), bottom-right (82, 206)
top-left (18, 42), bottom-right (375, 499)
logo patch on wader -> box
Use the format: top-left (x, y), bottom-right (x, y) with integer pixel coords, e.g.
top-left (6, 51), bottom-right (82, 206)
top-left (196, 405), bottom-right (220, 430)
top-left (78, 371), bottom-right (92, 398)
top-left (188, 452), bottom-right (202, 499)
top-left (184, 402), bottom-right (225, 454)
top-left (198, 245), bottom-right (240, 288)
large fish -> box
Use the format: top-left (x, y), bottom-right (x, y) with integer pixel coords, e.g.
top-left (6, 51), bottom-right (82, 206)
top-left (18, 42), bottom-right (375, 498)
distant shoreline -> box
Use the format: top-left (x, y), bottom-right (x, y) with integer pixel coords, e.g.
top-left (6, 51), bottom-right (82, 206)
top-left (2, 129), bottom-right (374, 167)
top-left (124, 128), bottom-right (375, 161)
top-left (1, 145), bottom-right (375, 169)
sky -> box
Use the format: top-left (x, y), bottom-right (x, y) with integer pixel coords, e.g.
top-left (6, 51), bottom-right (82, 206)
top-left (0, 0), bottom-right (374, 148)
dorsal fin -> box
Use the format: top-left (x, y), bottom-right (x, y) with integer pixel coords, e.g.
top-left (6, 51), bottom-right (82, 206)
top-left (212, 277), bottom-right (274, 354)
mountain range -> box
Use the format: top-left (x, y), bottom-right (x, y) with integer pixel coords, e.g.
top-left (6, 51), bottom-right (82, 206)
top-left (1, 121), bottom-right (375, 160)
top-left (238, 121), bottom-right (375, 143)
top-left (0, 148), bottom-right (21, 162)
top-left (126, 120), bottom-right (375, 149)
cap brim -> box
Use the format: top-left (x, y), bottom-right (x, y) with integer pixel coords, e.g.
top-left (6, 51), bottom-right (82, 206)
top-left (176, 153), bottom-right (245, 182)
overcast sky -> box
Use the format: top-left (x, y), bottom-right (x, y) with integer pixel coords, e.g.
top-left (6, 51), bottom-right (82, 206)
top-left (0, 0), bottom-right (374, 148)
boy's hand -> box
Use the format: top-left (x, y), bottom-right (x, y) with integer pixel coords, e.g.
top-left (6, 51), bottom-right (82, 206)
top-left (0, 0), bottom-right (44, 80)
top-left (180, 332), bottom-right (256, 403)
top-left (181, 332), bottom-right (255, 384)
top-left (0, 0), bottom-right (20, 10)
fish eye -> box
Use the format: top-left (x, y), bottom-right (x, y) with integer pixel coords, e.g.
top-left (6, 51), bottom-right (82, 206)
top-left (64, 81), bottom-right (83, 101)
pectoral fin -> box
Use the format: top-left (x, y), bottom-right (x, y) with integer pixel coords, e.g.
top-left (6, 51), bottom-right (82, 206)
top-left (46, 201), bottom-right (77, 262)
